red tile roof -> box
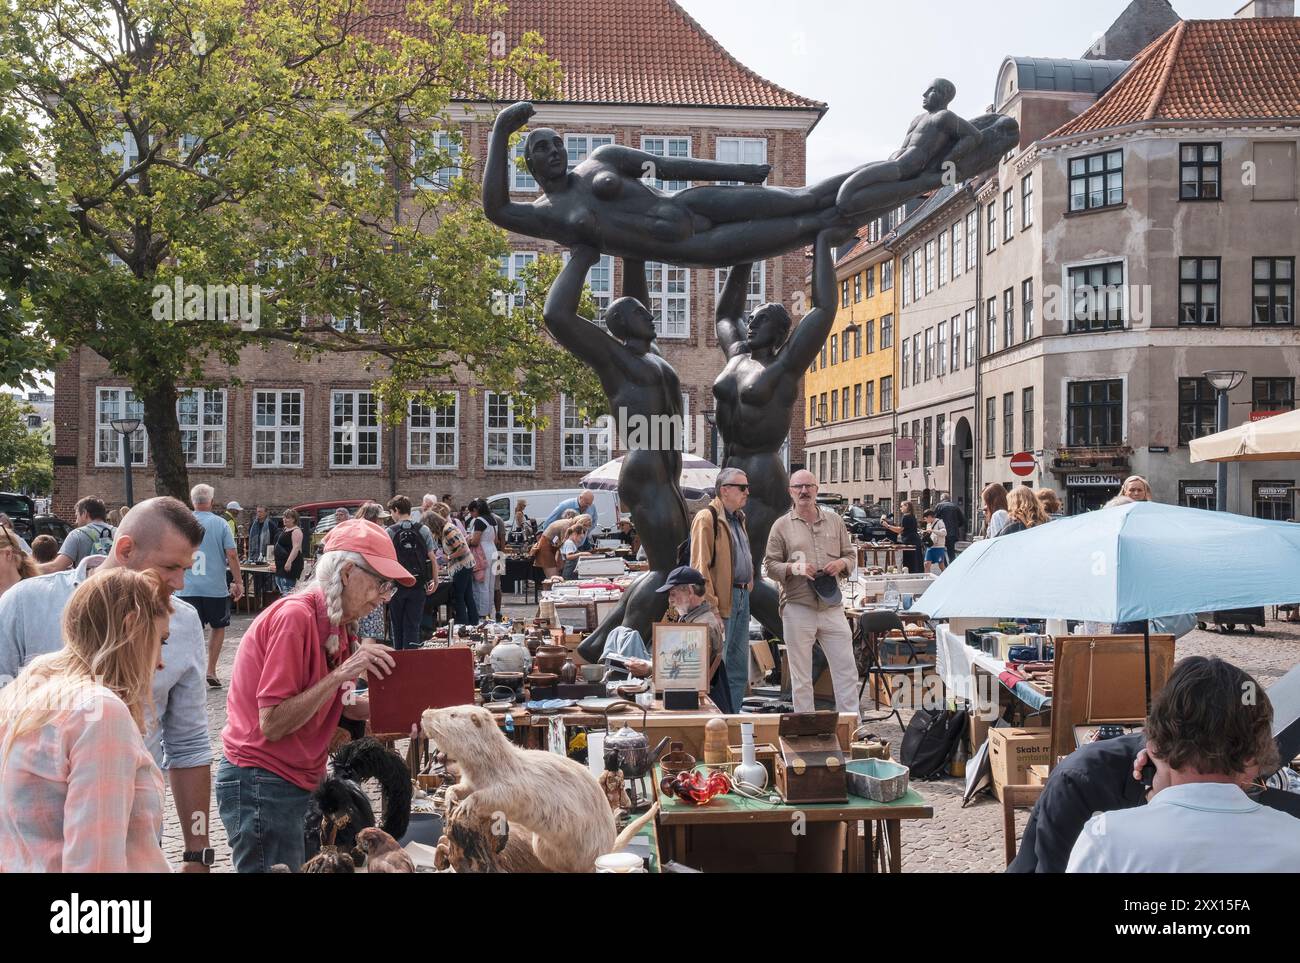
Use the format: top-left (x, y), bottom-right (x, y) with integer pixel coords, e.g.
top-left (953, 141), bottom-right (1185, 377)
top-left (1050, 17), bottom-right (1300, 138)
top-left (357, 0), bottom-right (825, 111)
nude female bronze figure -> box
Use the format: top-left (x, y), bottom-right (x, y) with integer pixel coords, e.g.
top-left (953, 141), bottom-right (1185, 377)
top-left (541, 246), bottom-right (688, 657)
top-left (483, 97), bottom-right (1018, 269)
top-left (712, 229), bottom-right (844, 638)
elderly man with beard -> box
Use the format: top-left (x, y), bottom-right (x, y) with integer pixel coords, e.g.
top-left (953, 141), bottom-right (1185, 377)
top-left (217, 518), bottom-right (406, 872)
top-left (764, 469), bottom-right (860, 716)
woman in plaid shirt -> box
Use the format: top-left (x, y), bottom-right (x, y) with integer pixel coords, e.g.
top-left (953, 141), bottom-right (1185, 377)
top-left (0, 568), bottom-right (174, 872)
top-left (431, 504), bottom-right (478, 626)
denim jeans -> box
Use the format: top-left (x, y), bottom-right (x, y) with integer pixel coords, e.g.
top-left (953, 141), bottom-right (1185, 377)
top-left (450, 567), bottom-right (478, 625)
top-left (389, 584), bottom-right (426, 649)
top-left (724, 587), bottom-right (751, 712)
top-left (215, 756), bottom-right (312, 873)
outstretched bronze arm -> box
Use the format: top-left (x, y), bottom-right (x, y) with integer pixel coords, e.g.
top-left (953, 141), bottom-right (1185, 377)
top-left (595, 144), bottom-right (769, 185)
top-left (715, 263), bottom-right (754, 359)
top-left (542, 245), bottom-right (613, 370)
top-left (777, 229), bottom-right (839, 372)
top-left (483, 102), bottom-right (545, 235)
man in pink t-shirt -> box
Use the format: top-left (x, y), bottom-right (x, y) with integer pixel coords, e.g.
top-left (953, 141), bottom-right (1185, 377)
top-left (216, 519), bottom-right (409, 872)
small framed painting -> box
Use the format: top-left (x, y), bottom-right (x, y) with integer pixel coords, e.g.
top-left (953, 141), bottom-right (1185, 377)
top-left (652, 622), bottom-right (710, 693)
top-left (595, 599), bottom-right (619, 625)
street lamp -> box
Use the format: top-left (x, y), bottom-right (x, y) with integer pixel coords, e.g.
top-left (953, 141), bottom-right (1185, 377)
top-left (1203, 370), bottom-right (1245, 512)
top-left (109, 416), bottom-right (142, 507)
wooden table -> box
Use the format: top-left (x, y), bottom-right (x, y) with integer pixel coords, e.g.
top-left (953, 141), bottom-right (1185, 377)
top-left (856, 543), bottom-right (917, 569)
top-left (238, 563), bottom-right (276, 613)
top-left (654, 764), bottom-right (933, 873)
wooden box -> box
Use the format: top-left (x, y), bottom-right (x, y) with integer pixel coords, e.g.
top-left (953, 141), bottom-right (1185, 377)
top-left (727, 742), bottom-right (779, 786)
top-left (774, 712), bottom-right (848, 804)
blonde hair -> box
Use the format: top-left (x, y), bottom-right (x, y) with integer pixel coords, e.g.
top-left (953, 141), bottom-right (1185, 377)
top-left (355, 502), bottom-right (383, 523)
top-left (0, 568), bottom-right (172, 764)
top-left (431, 502), bottom-right (452, 519)
top-left (1122, 475), bottom-right (1150, 498)
top-left (1007, 486), bottom-right (1048, 528)
top-left (0, 527), bottom-right (38, 581)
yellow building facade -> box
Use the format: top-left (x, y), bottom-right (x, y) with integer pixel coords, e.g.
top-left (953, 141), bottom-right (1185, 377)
top-left (804, 233), bottom-right (899, 511)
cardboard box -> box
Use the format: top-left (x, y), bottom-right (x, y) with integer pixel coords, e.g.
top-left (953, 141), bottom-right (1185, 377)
top-left (1027, 764), bottom-right (1050, 786)
top-left (988, 727), bottom-right (1052, 801)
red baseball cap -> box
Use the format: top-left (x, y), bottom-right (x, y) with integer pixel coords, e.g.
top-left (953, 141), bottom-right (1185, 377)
top-left (323, 518), bottom-right (416, 586)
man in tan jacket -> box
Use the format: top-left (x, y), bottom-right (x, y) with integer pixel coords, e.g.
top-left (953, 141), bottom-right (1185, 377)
top-left (764, 469), bottom-right (860, 716)
top-left (690, 467), bottom-right (754, 712)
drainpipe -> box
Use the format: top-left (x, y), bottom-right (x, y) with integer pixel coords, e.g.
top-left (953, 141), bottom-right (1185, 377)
top-left (971, 183), bottom-right (984, 524)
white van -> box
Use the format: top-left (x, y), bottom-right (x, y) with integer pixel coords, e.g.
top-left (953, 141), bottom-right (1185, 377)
top-left (486, 488), bottom-right (622, 530)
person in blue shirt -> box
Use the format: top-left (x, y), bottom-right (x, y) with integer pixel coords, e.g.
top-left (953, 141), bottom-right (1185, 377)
top-left (542, 491), bottom-right (599, 533)
top-left (177, 484), bottom-right (243, 687)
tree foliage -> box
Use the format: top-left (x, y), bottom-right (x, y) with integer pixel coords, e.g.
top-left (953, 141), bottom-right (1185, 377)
top-left (0, 0), bottom-right (601, 499)
top-left (0, 394), bottom-right (52, 494)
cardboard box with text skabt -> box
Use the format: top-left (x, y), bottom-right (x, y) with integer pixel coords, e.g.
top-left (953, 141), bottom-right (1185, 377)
top-left (989, 727), bottom-right (1052, 802)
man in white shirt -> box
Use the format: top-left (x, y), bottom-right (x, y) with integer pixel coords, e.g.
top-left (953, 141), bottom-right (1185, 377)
top-left (1068, 656), bottom-right (1300, 873)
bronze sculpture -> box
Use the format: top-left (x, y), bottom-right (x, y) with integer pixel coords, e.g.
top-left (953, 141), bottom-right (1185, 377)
top-left (711, 228), bottom-right (844, 638)
top-left (485, 82), bottom-right (1018, 661)
top-left (542, 247), bottom-right (687, 655)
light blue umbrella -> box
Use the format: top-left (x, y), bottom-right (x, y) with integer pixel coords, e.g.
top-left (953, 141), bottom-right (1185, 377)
top-left (911, 501), bottom-right (1300, 622)
top-left (910, 501), bottom-right (1300, 709)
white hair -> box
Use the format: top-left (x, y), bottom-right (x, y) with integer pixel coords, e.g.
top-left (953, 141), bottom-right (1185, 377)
top-left (190, 483), bottom-right (214, 507)
top-left (423, 494), bottom-right (437, 508)
top-left (313, 549), bottom-right (367, 645)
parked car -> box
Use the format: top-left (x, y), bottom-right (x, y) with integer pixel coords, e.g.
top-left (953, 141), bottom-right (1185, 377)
top-left (0, 493), bottom-right (70, 549)
top-left (843, 504), bottom-right (893, 542)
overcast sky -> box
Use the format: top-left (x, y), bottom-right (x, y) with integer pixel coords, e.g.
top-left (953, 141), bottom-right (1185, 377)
top-left (679, 0), bottom-right (1234, 182)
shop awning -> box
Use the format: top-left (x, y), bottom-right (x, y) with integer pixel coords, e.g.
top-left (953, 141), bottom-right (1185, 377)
top-left (910, 501), bottom-right (1300, 623)
top-left (1189, 408), bottom-right (1300, 463)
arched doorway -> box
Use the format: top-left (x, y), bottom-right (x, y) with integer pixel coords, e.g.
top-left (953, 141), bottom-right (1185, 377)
top-left (952, 417), bottom-right (973, 536)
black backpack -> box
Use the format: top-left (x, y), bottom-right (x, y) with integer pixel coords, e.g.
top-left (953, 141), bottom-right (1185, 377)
top-left (900, 707), bottom-right (969, 780)
top-left (390, 521), bottom-right (429, 586)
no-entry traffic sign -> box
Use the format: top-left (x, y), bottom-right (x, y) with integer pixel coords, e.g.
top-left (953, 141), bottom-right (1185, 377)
top-left (1010, 452), bottom-right (1036, 476)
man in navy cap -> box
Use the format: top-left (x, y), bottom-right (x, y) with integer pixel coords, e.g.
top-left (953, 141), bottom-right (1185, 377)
top-left (598, 565), bottom-right (730, 710)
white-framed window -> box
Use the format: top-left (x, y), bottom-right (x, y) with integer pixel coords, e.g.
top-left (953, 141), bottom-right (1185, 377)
top-left (362, 129), bottom-right (386, 175)
top-left (413, 131), bottom-right (462, 189)
top-left (496, 251), bottom-right (537, 314)
top-left (178, 388), bottom-right (226, 467)
top-left (485, 393), bottom-right (535, 469)
top-left (565, 134), bottom-right (614, 172)
top-left (104, 130), bottom-right (140, 183)
top-left (407, 395), bottom-right (458, 469)
top-left (641, 136), bottom-right (691, 191)
top-left (253, 389), bottom-right (303, 468)
top-left (95, 387), bottom-right (148, 466)
top-left (714, 262), bottom-right (767, 315)
top-left (330, 390), bottom-right (381, 468)
top-left (561, 394), bottom-right (609, 470)
top-left (715, 137), bottom-right (767, 186)
top-left (647, 262), bottom-right (690, 338)
top-left (512, 140), bottom-right (538, 192)
top-left (952, 220), bottom-right (963, 279)
top-left (587, 253), bottom-right (613, 317)
top-left (966, 210), bottom-right (978, 270)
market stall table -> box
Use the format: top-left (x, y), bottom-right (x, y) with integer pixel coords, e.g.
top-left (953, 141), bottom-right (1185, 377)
top-left (855, 543), bottom-right (914, 569)
top-left (237, 563), bottom-right (276, 613)
top-left (934, 625), bottom-right (1051, 717)
top-left (654, 764), bottom-right (932, 873)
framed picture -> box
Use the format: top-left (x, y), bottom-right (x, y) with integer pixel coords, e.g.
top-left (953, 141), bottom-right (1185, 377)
top-left (554, 603), bottom-right (592, 631)
top-left (595, 599), bottom-right (619, 625)
top-left (652, 622), bottom-right (710, 694)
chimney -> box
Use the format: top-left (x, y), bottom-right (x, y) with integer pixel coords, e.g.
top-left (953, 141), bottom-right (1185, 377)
top-left (1235, 0), bottom-right (1295, 17)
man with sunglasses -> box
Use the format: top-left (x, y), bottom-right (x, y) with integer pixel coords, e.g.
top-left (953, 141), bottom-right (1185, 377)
top-left (690, 467), bottom-right (754, 712)
top-left (764, 469), bottom-right (861, 716)
top-left (218, 518), bottom-right (405, 872)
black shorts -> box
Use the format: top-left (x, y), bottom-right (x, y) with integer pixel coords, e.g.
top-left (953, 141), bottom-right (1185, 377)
top-left (180, 595), bottom-right (231, 629)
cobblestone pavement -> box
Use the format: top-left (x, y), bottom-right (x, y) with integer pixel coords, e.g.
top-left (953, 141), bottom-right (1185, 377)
top-left (163, 600), bottom-right (1300, 873)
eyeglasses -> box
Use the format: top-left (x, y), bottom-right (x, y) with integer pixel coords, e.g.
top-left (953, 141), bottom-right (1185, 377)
top-left (722, 484), bottom-right (750, 492)
top-left (790, 484), bottom-right (817, 491)
top-left (352, 561), bottom-right (396, 598)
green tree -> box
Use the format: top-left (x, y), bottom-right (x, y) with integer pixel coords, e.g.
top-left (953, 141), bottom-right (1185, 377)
top-left (0, 393), bottom-right (52, 493)
top-left (0, 0), bottom-right (599, 501)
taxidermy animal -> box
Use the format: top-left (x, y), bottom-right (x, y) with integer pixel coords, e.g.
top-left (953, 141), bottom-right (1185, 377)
top-left (357, 827), bottom-right (415, 873)
top-left (301, 849), bottom-right (356, 873)
top-left (421, 705), bottom-right (654, 872)
top-left (304, 736), bottom-right (413, 864)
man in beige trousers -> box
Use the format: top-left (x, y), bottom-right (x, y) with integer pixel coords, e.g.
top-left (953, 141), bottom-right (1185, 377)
top-left (764, 469), bottom-right (860, 716)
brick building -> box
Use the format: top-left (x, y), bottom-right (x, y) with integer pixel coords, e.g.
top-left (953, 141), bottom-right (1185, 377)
top-left (53, 0), bottom-right (825, 516)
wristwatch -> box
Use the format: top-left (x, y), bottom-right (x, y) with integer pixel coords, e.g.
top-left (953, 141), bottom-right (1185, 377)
top-left (182, 848), bottom-right (215, 866)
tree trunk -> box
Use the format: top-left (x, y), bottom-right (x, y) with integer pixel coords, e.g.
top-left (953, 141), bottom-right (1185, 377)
top-left (139, 379), bottom-right (191, 506)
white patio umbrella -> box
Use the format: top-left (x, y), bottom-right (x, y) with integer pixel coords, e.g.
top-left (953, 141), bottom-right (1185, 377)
top-left (580, 454), bottom-right (719, 500)
top-left (1190, 408), bottom-right (1300, 463)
